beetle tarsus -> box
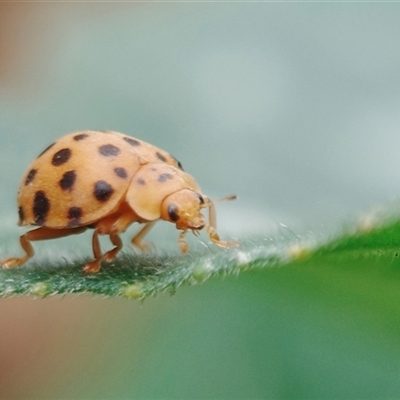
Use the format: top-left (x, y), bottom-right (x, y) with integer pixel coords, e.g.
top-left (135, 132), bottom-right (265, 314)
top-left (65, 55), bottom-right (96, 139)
top-left (1, 256), bottom-right (28, 269)
top-left (83, 260), bottom-right (102, 274)
top-left (206, 225), bottom-right (239, 249)
top-left (178, 230), bottom-right (189, 253)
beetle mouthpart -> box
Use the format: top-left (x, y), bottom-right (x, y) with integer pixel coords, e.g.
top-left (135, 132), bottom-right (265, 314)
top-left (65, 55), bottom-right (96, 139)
top-left (188, 221), bottom-right (205, 231)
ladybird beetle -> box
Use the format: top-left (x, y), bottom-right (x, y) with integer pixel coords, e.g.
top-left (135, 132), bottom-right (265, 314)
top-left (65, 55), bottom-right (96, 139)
top-left (1, 130), bottom-right (237, 273)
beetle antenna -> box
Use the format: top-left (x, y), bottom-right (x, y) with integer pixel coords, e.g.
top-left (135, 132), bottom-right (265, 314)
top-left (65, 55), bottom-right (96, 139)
top-left (216, 194), bottom-right (237, 203)
top-left (202, 195), bottom-right (236, 231)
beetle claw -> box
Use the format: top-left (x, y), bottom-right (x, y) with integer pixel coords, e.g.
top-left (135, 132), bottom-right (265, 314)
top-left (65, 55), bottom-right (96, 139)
top-left (83, 260), bottom-right (101, 274)
top-left (1, 257), bottom-right (26, 269)
top-left (213, 239), bottom-right (239, 249)
top-left (178, 230), bottom-right (189, 253)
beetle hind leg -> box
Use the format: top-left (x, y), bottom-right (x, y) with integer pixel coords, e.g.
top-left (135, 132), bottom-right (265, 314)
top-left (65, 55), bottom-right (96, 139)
top-left (1, 234), bottom-right (34, 269)
top-left (1, 227), bottom-right (87, 270)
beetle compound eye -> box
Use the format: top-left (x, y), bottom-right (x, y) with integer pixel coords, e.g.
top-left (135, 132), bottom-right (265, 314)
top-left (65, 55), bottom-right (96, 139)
top-left (168, 204), bottom-right (180, 222)
top-left (196, 193), bottom-right (204, 205)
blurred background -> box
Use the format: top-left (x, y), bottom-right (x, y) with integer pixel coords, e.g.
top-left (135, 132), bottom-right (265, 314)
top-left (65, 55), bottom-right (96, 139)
top-left (2, 2), bottom-right (400, 398)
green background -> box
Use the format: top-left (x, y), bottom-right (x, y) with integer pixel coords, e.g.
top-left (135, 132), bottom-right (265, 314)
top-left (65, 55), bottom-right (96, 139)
top-left (1, 3), bottom-right (400, 398)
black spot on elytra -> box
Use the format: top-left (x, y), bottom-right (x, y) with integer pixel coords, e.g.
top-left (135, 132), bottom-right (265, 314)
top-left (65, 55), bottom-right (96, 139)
top-left (158, 173), bottom-right (174, 182)
top-left (59, 170), bottom-right (76, 191)
top-left (114, 167), bottom-right (127, 179)
top-left (73, 133), bottom-right (89, 141)
top-left (123, 137), bottom-right (141, 147)
top-left (25, 169), bottom-right (37, 185)
top-left (94, 180), bottom-right (114, 202)
top-left (38, 142), bottom-right (55, 158)
top-left (156, 152), bottom-right (167, 162)
top-left (18, 206), bottom-right (25, 223)
top-left (52, 148), bottom-right (71, 166)
top-left (136, 177), bottom-right (146, 185)
top-left (33, 190), bottom-right (50, 225)
top-left (99, 144), bottom-right (120, 157)
top-left (67, 206), bottom-right (83, 227)
top-left (168, 204), bottom-right (179, 222)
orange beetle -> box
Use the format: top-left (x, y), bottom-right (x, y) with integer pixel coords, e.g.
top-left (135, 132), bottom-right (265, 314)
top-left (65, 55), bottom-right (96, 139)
top-left (1, 130), bottom-right (236, 273)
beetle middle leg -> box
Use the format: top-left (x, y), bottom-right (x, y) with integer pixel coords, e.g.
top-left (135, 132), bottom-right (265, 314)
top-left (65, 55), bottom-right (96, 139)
top-left (83, 229), bottom-right (103, 273)
top-left (102, 232), bottom-right (123, 263)
top-left (90, 207), bottom-right (137, 269)
top-left (131, 221), bottom-right (156, 252)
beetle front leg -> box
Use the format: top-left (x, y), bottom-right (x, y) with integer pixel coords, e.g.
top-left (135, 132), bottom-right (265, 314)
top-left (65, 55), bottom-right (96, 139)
top-left (178, 230), bottom-right (189, 253)
top-left (205, 225), bottom-right (238, 249)
top-left (205, 225), bottom-right (227, 248)
top-left (202, 197), bottom-right (238, 249)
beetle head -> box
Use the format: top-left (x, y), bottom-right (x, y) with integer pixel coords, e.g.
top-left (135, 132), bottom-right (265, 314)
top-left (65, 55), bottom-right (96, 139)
top-left (160, 189), bottom-right (206, 231)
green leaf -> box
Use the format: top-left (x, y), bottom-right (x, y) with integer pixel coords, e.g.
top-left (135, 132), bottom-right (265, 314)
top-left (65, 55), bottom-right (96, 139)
top-left (1, 208), bottom-right (400, 299)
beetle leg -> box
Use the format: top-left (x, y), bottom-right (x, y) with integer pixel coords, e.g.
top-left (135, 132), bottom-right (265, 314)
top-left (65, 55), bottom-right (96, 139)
top-left (83, 229), bottom-right (103, 274)
top-left (203, 197), bottom-right (239, 249)
top-left (178, 230), bottom-right (189, 253)
top-left (131, 221), bottom-right (156, 252)
top-left (101, 211), bottom-right (136, 262)
top-left (204, 225), bottom-right (229, 249)
top-left (103, 232), bottom-right (123, 263)
top-left (1, 227), bottom-right (86, 269)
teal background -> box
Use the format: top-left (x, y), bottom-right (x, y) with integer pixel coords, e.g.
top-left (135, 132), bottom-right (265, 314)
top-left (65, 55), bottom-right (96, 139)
top-left (1, 3), bottom-right (400, 398)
